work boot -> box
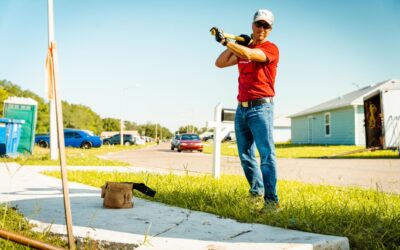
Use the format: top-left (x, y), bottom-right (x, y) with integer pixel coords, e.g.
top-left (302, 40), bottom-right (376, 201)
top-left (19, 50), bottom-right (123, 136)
top-left (260, 201), bottom-right (281, 213)
top-left (246, 193), bottom-right (264, 210)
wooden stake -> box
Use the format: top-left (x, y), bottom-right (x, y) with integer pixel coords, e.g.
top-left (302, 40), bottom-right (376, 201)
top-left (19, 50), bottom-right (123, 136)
top-left (0, 228), bottom-right (66, 250)
top-left (51, 42), bottom-right (76, 250)
top-left (47, 0), bottom-right (76, 248)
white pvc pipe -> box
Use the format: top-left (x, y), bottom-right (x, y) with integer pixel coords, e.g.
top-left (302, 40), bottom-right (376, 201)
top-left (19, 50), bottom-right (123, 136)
top-left (212, 103), bottom-right (222, 178)
top-left (48, 0), bottom-right (58, 160)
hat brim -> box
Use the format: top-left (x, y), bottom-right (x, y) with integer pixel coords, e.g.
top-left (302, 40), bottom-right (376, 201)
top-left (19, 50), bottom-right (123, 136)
top-left (253, 17), bottom-right (273, 26)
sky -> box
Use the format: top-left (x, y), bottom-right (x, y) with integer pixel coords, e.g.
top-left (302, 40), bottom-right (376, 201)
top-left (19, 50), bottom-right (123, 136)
top-left (1, 0), bottom-right (399, 132)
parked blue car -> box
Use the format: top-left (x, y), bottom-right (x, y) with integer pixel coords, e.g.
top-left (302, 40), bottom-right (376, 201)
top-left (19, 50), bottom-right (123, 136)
top-left (35, 129), bottom-right (102, 149)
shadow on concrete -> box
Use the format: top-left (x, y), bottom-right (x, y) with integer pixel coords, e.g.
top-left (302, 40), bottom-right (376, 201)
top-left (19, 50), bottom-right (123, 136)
top-left (8, 191), bottom-right (338, 245)
top-left (4, 187), bottom-right (99, 195)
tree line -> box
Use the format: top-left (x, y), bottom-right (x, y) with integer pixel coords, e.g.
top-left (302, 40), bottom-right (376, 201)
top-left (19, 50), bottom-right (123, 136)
top-left (0, 80), bottom-right (174, 139)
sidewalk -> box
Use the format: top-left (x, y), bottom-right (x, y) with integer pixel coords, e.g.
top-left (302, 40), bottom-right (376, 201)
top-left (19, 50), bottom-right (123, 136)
top-left (0, 163), bottom-right (349, 250)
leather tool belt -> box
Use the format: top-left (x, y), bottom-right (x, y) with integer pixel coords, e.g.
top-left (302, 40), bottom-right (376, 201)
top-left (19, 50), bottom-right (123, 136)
top-left (238, 97), bottom-right (273, 108)
top-left (101, 182), bottom-right (156, 209)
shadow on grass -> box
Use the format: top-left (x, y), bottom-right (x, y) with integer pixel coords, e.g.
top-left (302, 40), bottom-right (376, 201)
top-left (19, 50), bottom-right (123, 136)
top-left (272, 143), bottom-right (399, 159)
top-left (138, 177), bottom-right (400, 249)
top-left (55, 171), bottom-right (400, 249)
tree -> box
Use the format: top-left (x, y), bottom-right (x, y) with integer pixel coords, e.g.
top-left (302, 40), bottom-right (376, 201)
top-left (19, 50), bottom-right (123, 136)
top-left (137, 122), bottom-right (156, 138)
top-left (177, 124), bottom-right (200, 134)
top-left (0, 88), bottom-right (9, 117)
top-left (0, 80), bottom-right (49, 133)
top-left (36, 103), bottom-right (50, 133)
top-left (102, 118), bottom-right (120, 131)
top-left (159, 126), bottom-right (173, 139)
top-left (62, 101), bottom-right (103, 135)
top-left (124, 121), bottom-right (138, 130)
top-left (135, 122), bottom-right (173, 139)
top-left (198, 126), bottom-right (210, 134)
top-left (0, 80), bottom-right (175, 138)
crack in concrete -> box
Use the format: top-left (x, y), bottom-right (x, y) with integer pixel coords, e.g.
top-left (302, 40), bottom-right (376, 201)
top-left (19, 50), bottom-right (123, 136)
top-left (154, 210), bottom-right (192, 237)
top-left (136, 210), bottom-right (192, 248)
top-left (227, 230), bottom-right (252, 239)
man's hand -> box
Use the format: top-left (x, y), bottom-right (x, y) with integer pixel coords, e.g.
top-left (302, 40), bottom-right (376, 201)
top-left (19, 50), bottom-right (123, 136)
top-left (210, 27), bottom-right (228, 46)
top-left (236, 34), bottom-right (252, 46)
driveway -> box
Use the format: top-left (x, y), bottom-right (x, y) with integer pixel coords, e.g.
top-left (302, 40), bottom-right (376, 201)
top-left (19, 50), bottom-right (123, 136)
top-left (102, 143), bottom-right (400, 193)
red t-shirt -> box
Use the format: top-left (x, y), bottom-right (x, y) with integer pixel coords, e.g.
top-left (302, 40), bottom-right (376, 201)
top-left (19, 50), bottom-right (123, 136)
top-left (237, 40), bottom-right (279, 102)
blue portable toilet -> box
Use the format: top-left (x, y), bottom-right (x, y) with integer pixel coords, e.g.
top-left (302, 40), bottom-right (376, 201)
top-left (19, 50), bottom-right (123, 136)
top-left (0, 118), bottom-right (25, 157)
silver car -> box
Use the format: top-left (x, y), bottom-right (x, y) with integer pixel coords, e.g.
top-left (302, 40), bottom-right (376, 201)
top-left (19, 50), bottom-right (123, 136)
top-left (170, 134), bottom-right (181, 150)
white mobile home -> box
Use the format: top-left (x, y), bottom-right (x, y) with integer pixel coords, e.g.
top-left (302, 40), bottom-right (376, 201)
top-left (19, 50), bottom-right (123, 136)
top-left (289, 79), bottom-right (400, 145)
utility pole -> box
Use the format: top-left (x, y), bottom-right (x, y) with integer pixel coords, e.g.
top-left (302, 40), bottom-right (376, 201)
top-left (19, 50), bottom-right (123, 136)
top-left (48, 0), bottom-right (58, 161)
top-left (120, 119), bottom-right (124, 145)
top-left (155, 123), bottom-right (158, 140)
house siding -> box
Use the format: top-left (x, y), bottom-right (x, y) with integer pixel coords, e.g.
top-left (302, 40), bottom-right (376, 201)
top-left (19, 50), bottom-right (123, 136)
top-left (291, 117), bottom-right (309, 144)
top-left (292, 106), bottom-right (355, 145)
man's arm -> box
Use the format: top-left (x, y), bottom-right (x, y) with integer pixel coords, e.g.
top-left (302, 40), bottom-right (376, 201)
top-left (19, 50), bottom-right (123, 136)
top-left (215, 49), bottom-right (238, 68)
top-left (226, 42), bottom-right (268, 63)
top-left (212, 27), bottom-right (268, 66)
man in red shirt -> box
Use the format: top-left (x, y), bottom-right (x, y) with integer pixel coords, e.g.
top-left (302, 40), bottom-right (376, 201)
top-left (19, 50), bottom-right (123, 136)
top-left (213, 9), bottom-right (279, 210)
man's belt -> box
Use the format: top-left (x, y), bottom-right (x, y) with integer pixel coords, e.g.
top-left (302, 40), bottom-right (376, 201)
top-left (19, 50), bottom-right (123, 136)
top-left (238, 97), bottom-right (273, 108)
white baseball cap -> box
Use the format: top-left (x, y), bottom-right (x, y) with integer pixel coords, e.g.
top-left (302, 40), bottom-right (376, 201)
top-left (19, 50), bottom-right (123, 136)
top-left (253, 9), bottom-right (274, 26)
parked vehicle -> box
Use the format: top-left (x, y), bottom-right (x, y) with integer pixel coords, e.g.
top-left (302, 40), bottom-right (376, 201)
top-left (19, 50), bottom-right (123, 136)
top-left (133, 136), bottom-right (146, 145)
top-left (202, 134), bottom-right (214, 141)
top-left (170, 134), bottom-right (181, 150)
top-left (171, 133), bottom-right (203, 152)
top-left (103, 134), bottom-right (135, 146)
top-left (222, 132), bottom-right (233, 142)
top-left (203, 131), bottom-right (235, 142)
top-left (34, 129), bottom-right (102, 149)
top-left (143, 136), bottom-right (153, 143)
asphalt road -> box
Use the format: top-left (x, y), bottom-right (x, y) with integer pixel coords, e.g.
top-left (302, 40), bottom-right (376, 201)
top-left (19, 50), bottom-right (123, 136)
top-left (102, 143), bottom-right (400, 194)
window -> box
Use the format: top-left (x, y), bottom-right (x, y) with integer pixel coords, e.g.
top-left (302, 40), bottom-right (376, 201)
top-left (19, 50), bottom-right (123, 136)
top-left (325, 113), bottom-right (331, 136)
top-left (181, 134), bottom-right (200, 140)
top-left (73, 132), bottom-right (82, 138)
top-left (64, 132), bottom-right (74, 138)
top-left (81, 130), bottom-right (94, 136)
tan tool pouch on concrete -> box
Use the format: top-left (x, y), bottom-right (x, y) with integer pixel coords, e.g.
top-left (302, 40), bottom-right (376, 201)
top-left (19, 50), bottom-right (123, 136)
top-left (101, 182), bottom-right (134, 209)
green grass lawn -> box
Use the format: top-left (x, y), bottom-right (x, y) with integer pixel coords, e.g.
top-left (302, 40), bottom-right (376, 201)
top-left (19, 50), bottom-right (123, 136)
top-left (2, 142), bottom-right (399, 248)
top-left (0, 203), bottom-right (104, 249)
top-left (1, 144), bottom-right (154, 166)
top-left (203, 142), bottom-right (400, 158)
top-left (0, 203), bottom-right (68, 249)
top-left (44, 170), bottom-right (400, 249)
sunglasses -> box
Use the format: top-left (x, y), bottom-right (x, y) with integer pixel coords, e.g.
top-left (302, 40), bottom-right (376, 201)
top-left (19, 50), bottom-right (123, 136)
top-left (254, 21), bottom-right (271, 29)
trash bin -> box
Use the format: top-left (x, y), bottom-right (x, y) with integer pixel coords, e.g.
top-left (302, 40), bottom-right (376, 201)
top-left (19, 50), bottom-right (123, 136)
top-left (3, 97), bottom-right (38, 154)
top-left (0, 118), bottom-right (25, 157)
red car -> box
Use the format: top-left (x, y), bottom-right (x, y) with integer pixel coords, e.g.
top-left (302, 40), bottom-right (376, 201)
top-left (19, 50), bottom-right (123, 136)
top-left (171, 133), bottom-right (203, 152)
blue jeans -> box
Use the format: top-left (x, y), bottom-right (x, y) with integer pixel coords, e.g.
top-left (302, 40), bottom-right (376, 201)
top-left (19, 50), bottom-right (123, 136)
top-left (234, 102), bottom-right (278, 203)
